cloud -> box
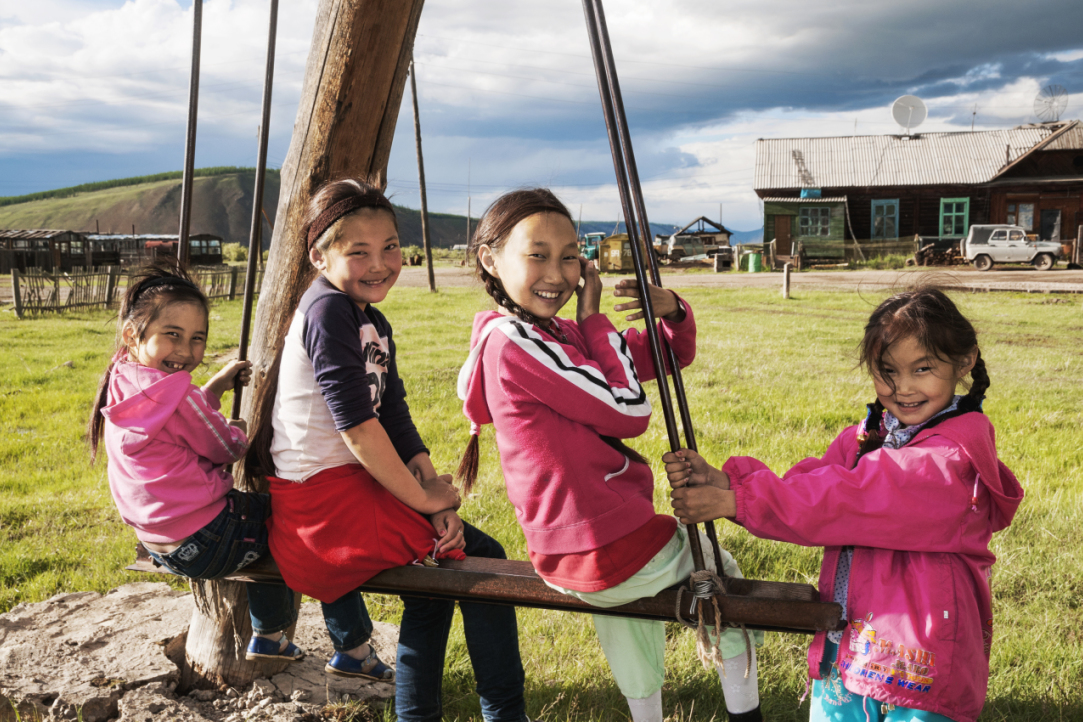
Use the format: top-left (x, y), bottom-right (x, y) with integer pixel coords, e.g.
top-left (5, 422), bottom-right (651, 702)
top-left (2, 0), bottom-right (1083, 229)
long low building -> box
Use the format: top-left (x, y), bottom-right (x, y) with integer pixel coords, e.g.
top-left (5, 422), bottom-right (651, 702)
top-left (0, 230), bottom-right (223, 273)
top-left (754, 120), bottom-right (1083, 259)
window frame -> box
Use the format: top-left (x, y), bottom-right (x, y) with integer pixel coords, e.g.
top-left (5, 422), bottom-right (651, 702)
top-left (939, 197), bottom-right (970, 238)
top-left (870, 199), bottom-right (900, 240)
top-left (797, 206), bottom-right (832, 238)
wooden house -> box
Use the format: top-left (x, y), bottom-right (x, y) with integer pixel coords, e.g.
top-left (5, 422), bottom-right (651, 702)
top-left (0, 229), bottom-right (88, 273)
top-left (754, 120), bottom-right (1083, 259)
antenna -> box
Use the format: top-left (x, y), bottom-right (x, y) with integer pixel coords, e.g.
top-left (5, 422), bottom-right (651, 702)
top-left (891, 95), bottom-right (927, 135)
top-left (1034, 85), bottom-right (1069, 122)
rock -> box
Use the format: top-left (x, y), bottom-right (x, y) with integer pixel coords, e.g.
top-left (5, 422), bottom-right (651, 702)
top-left (0, 583), bottom-right (398, 721)
top-left (0, 583), bottom-right (192, 722)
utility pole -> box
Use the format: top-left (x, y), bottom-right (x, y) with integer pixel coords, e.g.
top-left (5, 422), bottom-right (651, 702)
top-left (177, 0), bottom-right (202, 267)
top-left (410, 58), bottom-right (436, 292)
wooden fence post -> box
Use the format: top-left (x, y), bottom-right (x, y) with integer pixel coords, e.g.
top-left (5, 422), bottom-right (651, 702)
top-left (229, 265), bottom-right (240, 301)
top-left (782, 262), bottom-right (791, 299)
top-left (11, 269), bottom-right (22, 319)
top-left (104, 267), bottom-right (119, 309)
top-left (178, 0), bottom-right (427, 692)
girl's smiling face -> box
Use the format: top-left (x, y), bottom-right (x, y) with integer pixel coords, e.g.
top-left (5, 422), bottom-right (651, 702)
top-left (873, 335), bottom-right (975, 427)
top-left (478, 212), bottom-right (581, 322)
top-left (311, 209), bottom-right (402, 309)
top-left (124, 302), bottom-right (208, 374)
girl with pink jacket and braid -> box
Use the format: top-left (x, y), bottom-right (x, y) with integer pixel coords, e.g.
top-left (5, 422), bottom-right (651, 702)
top-left (666, 287), bottom-right (1023, 722)
top-left (457, 188), bottom-right (762, 722)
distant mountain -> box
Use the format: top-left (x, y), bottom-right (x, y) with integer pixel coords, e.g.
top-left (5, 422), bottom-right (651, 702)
top-left (0, 169), bottom-right (765, 250)
top-left (0, 169), bottom-right (481, 250)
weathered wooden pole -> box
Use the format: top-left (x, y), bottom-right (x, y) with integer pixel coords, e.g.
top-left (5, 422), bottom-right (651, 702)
top-left (409, 59), bottom-right (436, 292)
top-left (180, 0), bottom-right (426, 691)
top-left (177, 0), bottom-right (202, 268)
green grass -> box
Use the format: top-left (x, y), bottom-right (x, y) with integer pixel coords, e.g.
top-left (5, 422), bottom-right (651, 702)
top-left (1, 287), bottom-right (1081, 720)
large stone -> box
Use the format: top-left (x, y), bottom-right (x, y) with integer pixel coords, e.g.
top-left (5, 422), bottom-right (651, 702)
top-left (0, 583), bottom-right (397, 722)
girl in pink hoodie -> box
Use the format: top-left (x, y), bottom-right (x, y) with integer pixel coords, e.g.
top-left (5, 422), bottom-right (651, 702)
top-left (89, 264), bottom-right (304, 664)
top-left (457, 189), bottom-right (762, 722)
top-left (665, 287), bottom-right (1023, 722)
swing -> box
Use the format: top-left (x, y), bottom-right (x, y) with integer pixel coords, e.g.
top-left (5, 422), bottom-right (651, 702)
top-left (130, 0), bottom-right (844, 639)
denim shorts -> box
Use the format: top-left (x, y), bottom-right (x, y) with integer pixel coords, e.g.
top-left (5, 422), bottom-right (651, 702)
top-left (148, 489), bottom-right (273, 580)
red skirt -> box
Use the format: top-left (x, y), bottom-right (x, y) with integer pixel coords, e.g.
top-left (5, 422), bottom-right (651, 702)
top-left (267, 464), bottom-right (464, 603)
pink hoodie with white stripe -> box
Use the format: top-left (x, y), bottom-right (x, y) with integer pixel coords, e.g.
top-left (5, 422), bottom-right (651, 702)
top-left (458, 304), bottom-right (695, 557)
top-left (101, 358), bottom-right (248, 544)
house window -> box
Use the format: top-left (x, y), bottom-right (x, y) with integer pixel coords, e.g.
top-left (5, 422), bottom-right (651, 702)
top-left (939, 198), bottom-right (969, 237)
top-left (871, 199), bottom-right (899, 240)
top-left (798, 207), bottom-right (831, 237)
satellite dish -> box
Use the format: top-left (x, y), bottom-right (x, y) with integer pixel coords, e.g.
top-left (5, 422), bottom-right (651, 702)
top-left (892, 95), bottom-right (927, 134)
top-left (1034, 85), bottom-right (1069, 122)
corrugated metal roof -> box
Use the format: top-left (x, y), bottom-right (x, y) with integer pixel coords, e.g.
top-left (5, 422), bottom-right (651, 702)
top-left (0, 229), bottom-right (77, 240)
top-left (754, 123), bottom-right (1071, 191)
top-left (1043, 124), bottom-right (1083, 150)
top-left (761, 196), bottom-right (848, 203)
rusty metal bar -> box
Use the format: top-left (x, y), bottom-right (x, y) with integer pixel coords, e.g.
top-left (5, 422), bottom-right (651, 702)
top-left (128, 546), bottom-right (842, 634)
top-left (581, 0), bottom-right (708, 571)
top-left (587, 0), bottom-right (726, 573)
top-left (177, 0), bottom-right (203, 267)
top-left (232, 0), bottom-right (279, 420)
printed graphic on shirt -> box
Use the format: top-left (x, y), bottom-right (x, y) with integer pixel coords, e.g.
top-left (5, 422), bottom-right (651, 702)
top-left (841, 614), bottom-right (938, 694)
top-left (360, 323), bottom-right (390, 414)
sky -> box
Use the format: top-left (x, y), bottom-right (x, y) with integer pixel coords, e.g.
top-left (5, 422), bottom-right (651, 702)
top-left (2, 0), bottom-right (1083, 231)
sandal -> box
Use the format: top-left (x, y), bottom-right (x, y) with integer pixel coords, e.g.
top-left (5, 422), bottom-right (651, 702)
top-left (325, 647), bottom-right (395, 681)
top-left (245, 635), bottom-right (305, 662)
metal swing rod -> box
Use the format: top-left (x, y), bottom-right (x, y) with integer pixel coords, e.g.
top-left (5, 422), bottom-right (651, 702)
top-left (581, 0), bottom-right (724, 573)
top-left (232, 0), bottom-right (279, 418)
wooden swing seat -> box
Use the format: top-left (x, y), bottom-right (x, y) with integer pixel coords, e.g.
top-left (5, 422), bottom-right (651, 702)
top-left (128, 544), bottom-right (844, 635)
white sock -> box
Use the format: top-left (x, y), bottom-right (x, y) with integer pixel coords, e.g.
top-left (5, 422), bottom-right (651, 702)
top-left (716, 646), bottom-right (760, 715)
top-left (625, 689), bottom-right (663, 722)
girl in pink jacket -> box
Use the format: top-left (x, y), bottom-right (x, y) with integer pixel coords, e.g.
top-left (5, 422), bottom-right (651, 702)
top-left (457, 189), bottom-right (762, 722)
top-left (89, 264), bottom-right (304, 664)
top-left (666, 287), bottom-right (1023, 722)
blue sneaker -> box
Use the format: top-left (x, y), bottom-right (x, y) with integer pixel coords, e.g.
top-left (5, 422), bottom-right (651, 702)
top-left (245, 635), bottom-right (305, 662)
top-left (325, 647), bottom-right (395, 681)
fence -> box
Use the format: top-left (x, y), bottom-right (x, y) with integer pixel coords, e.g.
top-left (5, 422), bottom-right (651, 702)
top-left (852, 237), bottom-right (921, 260)
top-left (10, 265), bottom-right (263, 317)
top-left (11, 267), bottom-right (121, 317)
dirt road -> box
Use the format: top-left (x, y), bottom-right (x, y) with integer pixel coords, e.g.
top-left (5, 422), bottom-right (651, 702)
top-left (396, 265), bottom-right (1083, 294)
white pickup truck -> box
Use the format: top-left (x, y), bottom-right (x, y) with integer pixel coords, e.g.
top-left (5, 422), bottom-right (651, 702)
top-left (962, 224), bottom-right (1063, 271)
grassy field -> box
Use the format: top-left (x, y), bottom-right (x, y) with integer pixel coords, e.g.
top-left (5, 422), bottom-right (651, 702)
top-left (1, 285), bottom-right (1081, 721)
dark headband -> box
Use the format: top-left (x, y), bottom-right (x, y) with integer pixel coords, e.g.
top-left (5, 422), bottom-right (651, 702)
top-left (132, 275), bottom-right (201, 306)
top-left (307, 192), bottom-right (395, 249)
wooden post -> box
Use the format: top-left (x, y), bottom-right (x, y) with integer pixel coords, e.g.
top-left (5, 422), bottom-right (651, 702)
top-left (11, 268), bottom-right (22, 319)
top-left (176, 0), bottom-right (426, 692)
top-left (1072, 225), bottom-right (1083, 268)
top-left (105, 266), bottom-right (119, 310)
top-left (409, 59), bottom-right (436, 292)
top-left (228, 265), bottom-right (240, 301)
top-left (782, 262), bottom-right (791, 299)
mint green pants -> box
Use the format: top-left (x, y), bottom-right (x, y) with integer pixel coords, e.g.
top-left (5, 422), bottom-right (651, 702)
top-left (545, 525), bottom-right (764, 699)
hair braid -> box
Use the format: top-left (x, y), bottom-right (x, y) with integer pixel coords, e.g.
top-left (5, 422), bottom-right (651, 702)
top-left (967, 349), bottom-right (990, 401)
top-left (481, 270), bottom-right (546, 327)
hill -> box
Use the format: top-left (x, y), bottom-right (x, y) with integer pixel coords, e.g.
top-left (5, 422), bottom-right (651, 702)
top-left (0, 169), bottom-right (761, 249)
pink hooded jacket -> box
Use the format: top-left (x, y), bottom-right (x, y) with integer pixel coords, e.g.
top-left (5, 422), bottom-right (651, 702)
top-left (101, 358), bottom-right (248, 544)
top-left (458, 305), bottom-right (695, 557)
top-left (724, 412), bottom-right (1022, 722)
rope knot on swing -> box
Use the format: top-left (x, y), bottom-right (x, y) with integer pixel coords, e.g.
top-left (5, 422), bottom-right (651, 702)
top-left (675, 570), bottom-right (754, 679)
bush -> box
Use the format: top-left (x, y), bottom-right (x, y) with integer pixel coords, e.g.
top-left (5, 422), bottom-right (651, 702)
top-left (222, 243), bottom-right (247, 263)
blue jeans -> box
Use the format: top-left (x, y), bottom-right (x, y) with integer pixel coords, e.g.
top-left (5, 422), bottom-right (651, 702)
top-left (147, 489), bottom-right (296, 635)
top-left (322, 523), bottom-right (527, 722)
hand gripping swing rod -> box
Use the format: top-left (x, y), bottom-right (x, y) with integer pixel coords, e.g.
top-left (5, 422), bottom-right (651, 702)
top-left (231, 0), bottom-right (279, 419)
top-left (583, 0), bottom-right (727, 575)
top-left (581, 0), bottom-right (724, 575)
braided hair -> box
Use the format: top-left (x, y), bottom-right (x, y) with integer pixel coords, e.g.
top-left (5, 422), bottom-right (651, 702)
top-left (852, 286), bottom-right (988, 467)
top-left (456, 188), bottom-right (646, 493)
top-left (87, 260), bottom-right (209, 462)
